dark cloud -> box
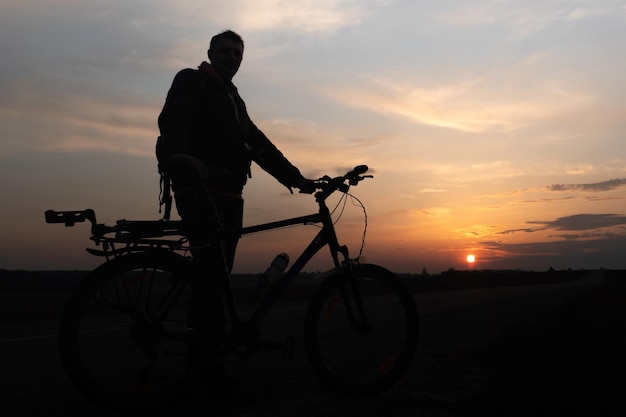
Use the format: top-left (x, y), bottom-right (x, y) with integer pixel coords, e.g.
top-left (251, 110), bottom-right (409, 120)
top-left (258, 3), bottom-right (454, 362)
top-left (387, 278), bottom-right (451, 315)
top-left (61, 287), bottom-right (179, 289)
top-left (548, 178), bottom-right (626, 192)
top-left (487, 214), bottom-right (626, 270)
top-left (528, 213), bottom-right (626, 231)
top-left (480, 233), bottom-right (626, 270)
top-left (519, 197), bottom-right (574, 204)
top-left (497, 227), bottom-right (545, 235)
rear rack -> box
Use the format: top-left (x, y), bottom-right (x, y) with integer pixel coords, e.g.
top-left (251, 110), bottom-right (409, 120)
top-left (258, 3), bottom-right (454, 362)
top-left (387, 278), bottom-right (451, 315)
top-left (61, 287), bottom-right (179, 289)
top-left (45, 209), bottom-right (188, 258)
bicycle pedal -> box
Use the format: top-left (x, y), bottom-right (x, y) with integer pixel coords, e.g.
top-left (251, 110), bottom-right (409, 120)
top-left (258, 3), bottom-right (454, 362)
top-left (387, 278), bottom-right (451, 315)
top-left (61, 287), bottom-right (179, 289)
top-left (282, 336), bottom-right (295, 360)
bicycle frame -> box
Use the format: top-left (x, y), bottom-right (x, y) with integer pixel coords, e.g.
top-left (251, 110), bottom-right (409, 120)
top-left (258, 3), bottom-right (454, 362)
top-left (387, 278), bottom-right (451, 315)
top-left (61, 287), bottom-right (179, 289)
top-left (220, 195), bottom-right (351, 328)
top-left (45, 197), bottom-right (354, 329)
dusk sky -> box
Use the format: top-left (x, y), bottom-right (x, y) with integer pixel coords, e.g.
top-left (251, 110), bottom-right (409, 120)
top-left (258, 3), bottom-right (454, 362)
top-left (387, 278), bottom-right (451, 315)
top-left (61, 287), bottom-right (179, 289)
top-left (2, 1), bottom-right (626, 274)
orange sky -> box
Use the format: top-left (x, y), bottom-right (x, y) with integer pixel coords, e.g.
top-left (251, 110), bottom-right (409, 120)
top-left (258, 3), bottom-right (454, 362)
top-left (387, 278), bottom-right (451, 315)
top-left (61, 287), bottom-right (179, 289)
top-left (2, 1), bottom-right (626, 273)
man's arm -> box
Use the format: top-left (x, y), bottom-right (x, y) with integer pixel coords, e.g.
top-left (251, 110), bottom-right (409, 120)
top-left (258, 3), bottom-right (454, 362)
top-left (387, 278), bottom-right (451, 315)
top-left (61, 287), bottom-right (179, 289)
top-left (247, 121), bottom-right (314, 192)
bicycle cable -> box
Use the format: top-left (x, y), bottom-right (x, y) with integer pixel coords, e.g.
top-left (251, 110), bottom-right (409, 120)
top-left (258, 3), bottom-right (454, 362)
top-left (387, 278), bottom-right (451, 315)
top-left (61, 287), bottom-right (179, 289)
top-left (346, 191), bottom-right (368, 259)
top-left (329, 191), bottom-right (349, 224)
top-left (329, 186), bottom-right (368, 259)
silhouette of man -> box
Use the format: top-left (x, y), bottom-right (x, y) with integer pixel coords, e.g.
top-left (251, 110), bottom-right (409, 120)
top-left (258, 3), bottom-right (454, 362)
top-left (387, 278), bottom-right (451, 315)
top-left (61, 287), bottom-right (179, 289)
top-left (158, 30), bottom-right (313, 388)
top-left (158, 29), bottom-right (313, 275)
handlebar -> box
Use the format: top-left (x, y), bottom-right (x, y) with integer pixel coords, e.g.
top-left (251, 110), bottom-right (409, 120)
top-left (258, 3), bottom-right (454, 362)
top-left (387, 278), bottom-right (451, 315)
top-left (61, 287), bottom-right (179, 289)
top-left (313, 165), bottom-right (373, 201)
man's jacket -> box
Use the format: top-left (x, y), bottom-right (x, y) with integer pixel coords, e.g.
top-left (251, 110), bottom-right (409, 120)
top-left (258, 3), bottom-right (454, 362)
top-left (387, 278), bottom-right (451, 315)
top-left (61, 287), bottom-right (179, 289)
top-left (158, 62), bottom-right (303, 195)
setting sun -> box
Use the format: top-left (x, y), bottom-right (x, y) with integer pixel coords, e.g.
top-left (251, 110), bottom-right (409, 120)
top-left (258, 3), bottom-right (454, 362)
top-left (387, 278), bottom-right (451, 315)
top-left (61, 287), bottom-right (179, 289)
top-left (467, 254), bottom-right (476, 264)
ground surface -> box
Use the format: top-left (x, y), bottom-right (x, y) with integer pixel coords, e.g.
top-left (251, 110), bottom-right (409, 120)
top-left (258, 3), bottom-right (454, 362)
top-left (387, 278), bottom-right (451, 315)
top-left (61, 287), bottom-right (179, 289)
top-left (475, 271), bottom-right (625, 416)
top-left (184, 272), bottom-right (626, 417)
top-left (1, 271), bottom-right (624, 416)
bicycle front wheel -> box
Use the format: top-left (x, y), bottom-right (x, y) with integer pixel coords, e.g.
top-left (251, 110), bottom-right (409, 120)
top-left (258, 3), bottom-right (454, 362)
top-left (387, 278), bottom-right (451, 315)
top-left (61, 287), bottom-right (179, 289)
top-left (304, 263), bottom-right (419, 395)
top-left (59, 251), bottom-right (220, 412)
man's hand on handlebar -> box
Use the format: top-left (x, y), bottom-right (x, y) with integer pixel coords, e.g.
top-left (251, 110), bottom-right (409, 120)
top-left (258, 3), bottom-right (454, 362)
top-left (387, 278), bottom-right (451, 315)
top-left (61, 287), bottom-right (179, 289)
top-left (298, 166), bottom-right (373, 197)
top-left (296, 177), bottom-right (317, 194)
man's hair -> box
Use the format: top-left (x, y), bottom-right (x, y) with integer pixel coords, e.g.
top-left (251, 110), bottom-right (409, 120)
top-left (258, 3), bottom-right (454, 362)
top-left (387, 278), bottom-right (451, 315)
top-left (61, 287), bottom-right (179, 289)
top-left (210, 30), bottom-right (244, 51)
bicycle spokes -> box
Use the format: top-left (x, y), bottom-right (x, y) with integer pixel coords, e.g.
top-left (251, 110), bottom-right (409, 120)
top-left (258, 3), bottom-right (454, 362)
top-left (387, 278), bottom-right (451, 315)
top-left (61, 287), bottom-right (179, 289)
top-left (59, 253), bottom-right (219, 411)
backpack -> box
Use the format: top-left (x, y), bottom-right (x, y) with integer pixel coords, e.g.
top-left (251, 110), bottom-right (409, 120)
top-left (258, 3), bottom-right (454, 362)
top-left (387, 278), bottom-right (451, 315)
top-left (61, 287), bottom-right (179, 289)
top-left (155, 69), bottom-right (209, 221)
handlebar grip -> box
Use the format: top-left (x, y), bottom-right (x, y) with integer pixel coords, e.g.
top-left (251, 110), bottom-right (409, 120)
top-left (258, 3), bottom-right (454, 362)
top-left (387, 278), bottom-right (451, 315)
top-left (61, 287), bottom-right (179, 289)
top-left (352, 165), bottom-right (368, 175)
top-left (45, 209), bottom-right (96, 227)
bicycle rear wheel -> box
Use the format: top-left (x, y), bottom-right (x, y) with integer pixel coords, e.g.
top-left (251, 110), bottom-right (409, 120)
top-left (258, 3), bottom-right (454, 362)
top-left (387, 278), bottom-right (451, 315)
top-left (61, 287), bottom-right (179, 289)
top-left (304, 263), bottom-right (418, 395)
top-left (59, 251), bottom-right (220, 412)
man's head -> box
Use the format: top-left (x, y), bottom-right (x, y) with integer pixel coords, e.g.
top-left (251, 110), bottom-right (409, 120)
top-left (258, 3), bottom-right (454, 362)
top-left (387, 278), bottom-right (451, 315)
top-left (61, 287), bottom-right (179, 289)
top-left (208, 30), bottom-right (244, 81)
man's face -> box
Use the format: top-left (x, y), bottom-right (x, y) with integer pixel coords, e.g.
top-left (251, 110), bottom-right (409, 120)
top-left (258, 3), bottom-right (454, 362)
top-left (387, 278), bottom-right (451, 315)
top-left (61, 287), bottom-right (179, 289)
top-left (208, 38), bottom-right (243, 81)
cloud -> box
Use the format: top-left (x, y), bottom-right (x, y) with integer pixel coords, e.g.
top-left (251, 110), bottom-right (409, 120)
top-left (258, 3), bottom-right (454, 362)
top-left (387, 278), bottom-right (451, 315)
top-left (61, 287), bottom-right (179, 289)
top-left (0, 82), bottom-right (158, 157)
top-left (497, 227), bottom-right (546, 235)
top-left (420, 207), bottom-right (452, 218)
top-left (482, 176), bottom-right (626, 203)
top-left (437, 1), bottom-right (618, 39)
top-left (320, 73), bottom-right (592, 133)
top-left (252, 118), bottom-right (374, 175)
top-left (529, 213), bottom-right (626, 231)
top-left (0, 0), bottom-right (383, 161)
top-left (150, 0), bottom-right (369, 33)
top-left (563, 164), bottom-right (595, 175)
top-left (481, 232), bottom-right (626, 270)
top-left (234, 0), bottom-right (367, 32)
top-left (566, 6), bottom-right (609, 21)
top-left (547, 178), bottom-right (626, 192)
top-left (516, 197), bottom-right (575, 205)
top-left (429, 161), bottom-right (525, 184)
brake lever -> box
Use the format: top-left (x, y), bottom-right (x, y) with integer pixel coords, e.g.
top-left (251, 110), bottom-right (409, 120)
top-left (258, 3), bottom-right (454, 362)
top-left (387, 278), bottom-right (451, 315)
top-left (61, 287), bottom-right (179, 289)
top-left (349, 174), bottom-right (373, 186)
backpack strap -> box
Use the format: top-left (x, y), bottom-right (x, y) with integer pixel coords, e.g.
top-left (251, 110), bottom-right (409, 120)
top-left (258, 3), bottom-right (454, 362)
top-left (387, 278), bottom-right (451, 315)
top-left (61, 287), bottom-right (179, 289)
top-left (159, 172), bottom-right (173, 221)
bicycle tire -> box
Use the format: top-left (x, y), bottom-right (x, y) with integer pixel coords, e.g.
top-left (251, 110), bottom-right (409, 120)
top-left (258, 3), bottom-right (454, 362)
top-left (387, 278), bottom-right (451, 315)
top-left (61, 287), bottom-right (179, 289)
top-left (304, 263), bottom-right (419, 395)
top-left (58, 251), bottom-right (220, 412)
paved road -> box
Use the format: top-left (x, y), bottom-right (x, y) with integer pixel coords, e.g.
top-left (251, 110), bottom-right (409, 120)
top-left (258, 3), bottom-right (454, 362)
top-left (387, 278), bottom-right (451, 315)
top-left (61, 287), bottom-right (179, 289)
top-left (0, 273), bottom-right (603, 416)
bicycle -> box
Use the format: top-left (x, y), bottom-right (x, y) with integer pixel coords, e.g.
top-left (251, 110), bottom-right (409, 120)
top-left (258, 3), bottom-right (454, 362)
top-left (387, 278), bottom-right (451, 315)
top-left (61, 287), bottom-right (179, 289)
top-left (45, 165), bottom-right (419, 412)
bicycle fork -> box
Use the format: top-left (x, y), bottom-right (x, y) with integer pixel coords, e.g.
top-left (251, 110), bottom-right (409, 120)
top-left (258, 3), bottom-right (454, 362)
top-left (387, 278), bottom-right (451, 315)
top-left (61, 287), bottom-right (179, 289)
top-left (340, 273), bottom-right (372, 335)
